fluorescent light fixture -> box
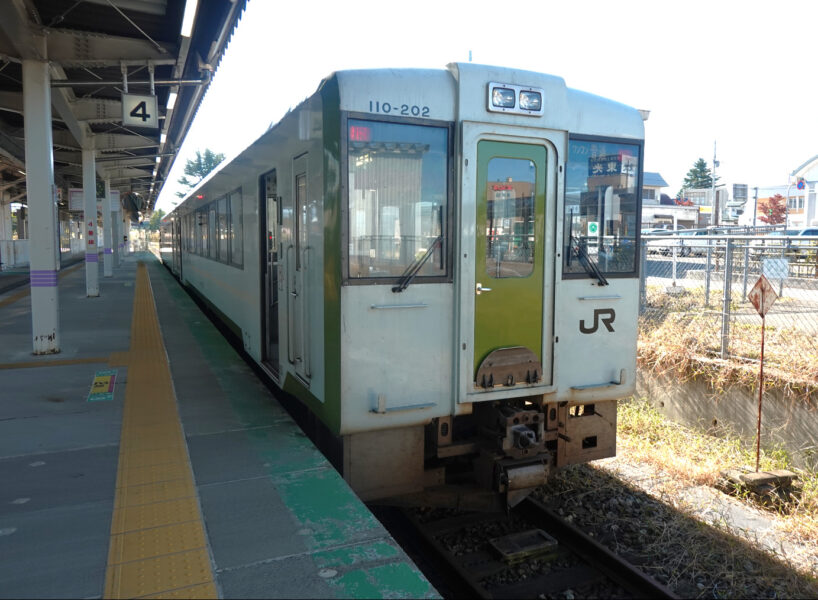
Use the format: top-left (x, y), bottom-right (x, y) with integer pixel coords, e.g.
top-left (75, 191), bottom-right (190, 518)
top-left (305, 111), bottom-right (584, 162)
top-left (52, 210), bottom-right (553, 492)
top-left (166, 91), bottom-right (177, 110)
top-left (155, 156), bottom-right (161, 163)
top-left (160, 133), bottom-right (167, 144)
top-left (180, 0), bottom-right (198, 38)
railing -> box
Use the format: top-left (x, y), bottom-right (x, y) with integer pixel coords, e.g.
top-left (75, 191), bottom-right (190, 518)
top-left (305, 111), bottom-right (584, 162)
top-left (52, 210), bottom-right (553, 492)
top-left (639, 233), bottom-right (818, 384)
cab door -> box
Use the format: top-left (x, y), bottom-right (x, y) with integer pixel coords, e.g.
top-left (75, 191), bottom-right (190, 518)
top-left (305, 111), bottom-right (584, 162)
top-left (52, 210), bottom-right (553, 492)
top-left (261, 169), bottom-right (280, 379)
top-left (473, 141), bottom-right (547, 388)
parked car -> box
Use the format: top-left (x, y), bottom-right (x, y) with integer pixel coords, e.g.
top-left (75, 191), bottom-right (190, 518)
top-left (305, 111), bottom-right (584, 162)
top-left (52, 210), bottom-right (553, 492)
top-left (749, 229), bottom-right (799, 258)
top-left (790, 227), bottom-right (818, 257)
top-left (642, 228), bottom-right (677, 255)
top-left (677, 229), bottom-right (710, 256)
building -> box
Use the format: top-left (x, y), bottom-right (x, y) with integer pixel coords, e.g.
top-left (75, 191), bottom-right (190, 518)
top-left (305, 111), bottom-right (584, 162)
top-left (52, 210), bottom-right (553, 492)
top-left (740, 156), bottom-right (818, 228)
top-left (641, 172), bottom-right (699, 229)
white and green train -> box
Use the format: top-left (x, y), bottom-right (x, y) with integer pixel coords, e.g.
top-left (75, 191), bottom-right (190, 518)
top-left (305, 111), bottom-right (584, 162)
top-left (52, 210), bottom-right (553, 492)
top-left (161, 63), bottom-right (645, 509)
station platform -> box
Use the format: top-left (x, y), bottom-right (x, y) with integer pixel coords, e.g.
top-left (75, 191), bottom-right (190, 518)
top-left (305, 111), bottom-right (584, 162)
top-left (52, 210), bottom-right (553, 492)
top-left (0, 253), bottom-right (438, 599)
top-left (0, 254), bottom-right (84, 295)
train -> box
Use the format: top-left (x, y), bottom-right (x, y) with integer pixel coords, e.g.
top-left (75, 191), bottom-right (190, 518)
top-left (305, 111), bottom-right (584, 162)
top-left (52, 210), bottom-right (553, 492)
top-left (160, 63), bottom-right (645, 510)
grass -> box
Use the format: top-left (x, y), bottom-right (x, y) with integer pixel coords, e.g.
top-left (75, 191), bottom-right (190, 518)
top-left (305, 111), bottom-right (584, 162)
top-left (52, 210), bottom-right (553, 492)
top-left (639, 284), bottom-right (818, 402)
top-left (617, 397), bottom-right (818, 547)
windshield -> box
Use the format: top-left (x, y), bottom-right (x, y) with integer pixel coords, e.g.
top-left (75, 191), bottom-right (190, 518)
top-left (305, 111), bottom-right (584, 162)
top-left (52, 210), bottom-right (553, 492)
top-left (563, 138), bottom-right (642, 277)
top-left (347, 119), bottom-right (449, 280)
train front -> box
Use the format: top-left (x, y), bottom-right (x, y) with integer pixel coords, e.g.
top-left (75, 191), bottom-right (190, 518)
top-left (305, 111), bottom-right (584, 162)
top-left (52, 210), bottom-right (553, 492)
top-left (335, 64), bottom-right (644, 509)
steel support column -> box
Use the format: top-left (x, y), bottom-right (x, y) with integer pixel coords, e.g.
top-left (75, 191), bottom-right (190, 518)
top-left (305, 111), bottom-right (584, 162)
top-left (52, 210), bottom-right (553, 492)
top-left (82, 148), bottom-right (99, 296)
top-left (113, 208), bottom-right (121, 267)
top-left (23, 58), bottom-right (60, 354)
top-left (103, 179), bottom-right (113, 276)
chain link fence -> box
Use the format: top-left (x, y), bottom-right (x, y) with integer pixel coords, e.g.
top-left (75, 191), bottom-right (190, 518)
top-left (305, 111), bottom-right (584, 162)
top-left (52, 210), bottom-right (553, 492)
top-left (639, 234), bottom-right (818, 383)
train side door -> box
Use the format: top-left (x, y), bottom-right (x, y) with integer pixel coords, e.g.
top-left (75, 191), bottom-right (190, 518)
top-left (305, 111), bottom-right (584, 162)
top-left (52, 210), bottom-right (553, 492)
top-left (287, 155), bottom-right (310, 382)
top-left (473, 141), bottom-right (547, 388)
top-left (261, 170), bottom-right (280, 379)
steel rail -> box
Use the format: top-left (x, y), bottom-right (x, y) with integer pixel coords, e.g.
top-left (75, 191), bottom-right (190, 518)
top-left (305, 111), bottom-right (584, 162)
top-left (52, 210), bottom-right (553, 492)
top-left (515, 497), bottom-right (678, 599)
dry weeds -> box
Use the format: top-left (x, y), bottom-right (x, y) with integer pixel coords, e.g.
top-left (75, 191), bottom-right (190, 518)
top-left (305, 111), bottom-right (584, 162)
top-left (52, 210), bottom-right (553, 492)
top-left (617, 398), bottom-right (818, 557)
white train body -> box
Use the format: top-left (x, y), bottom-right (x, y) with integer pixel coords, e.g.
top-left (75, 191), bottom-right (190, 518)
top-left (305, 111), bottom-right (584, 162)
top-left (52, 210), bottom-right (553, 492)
top-left (163, 63), bottom-right (645, 507)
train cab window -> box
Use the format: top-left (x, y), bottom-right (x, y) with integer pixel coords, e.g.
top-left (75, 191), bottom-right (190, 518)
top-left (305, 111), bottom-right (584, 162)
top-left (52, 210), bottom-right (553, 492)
top-left (485, 158), bottom-right (536, 278)
top-left (563, 137), bottom-right (642, 278)
top-left (347, 119), bottom-right (449, 280)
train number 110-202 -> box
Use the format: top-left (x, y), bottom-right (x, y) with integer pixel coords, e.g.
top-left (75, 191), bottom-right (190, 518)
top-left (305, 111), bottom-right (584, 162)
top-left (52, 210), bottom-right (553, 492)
top-left (369, 101), bottom-right (430, 117)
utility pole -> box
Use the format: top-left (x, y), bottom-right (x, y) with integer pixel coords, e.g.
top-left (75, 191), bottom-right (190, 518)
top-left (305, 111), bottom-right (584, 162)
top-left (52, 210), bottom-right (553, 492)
top-left (752, 186), bottom-right (758, 229)
top-left (712, 141), bottom-right (720, 226)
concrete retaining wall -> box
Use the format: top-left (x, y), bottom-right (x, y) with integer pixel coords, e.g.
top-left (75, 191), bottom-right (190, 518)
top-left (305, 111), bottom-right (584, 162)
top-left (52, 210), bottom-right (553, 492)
top-left (636, 370), bottom-right (818, 470)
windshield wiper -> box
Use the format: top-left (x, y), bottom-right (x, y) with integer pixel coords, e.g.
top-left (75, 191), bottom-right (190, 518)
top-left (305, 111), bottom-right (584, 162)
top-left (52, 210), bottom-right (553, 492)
top-left (569, 234), bottom-right (608, 286)
top-left (392, 235), bottom-right (443, 293)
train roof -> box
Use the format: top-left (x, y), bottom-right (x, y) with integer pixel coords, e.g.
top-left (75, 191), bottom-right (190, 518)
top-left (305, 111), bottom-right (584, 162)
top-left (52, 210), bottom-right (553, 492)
top-left (171, 63), bottom-right (644, 213)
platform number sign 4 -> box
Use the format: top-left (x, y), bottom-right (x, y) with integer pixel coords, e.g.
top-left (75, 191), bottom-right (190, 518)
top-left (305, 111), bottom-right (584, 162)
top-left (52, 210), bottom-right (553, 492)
top-left (122, 93), bottom-right (158, 129)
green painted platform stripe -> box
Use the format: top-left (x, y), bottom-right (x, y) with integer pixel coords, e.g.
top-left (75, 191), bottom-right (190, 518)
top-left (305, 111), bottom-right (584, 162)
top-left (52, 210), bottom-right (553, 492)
top-left (147, 259), bottom-right (438, 599)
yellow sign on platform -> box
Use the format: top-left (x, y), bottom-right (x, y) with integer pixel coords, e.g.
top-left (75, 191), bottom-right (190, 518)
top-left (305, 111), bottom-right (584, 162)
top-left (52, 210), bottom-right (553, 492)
top-left (88, 369), bottom-right (117, 401)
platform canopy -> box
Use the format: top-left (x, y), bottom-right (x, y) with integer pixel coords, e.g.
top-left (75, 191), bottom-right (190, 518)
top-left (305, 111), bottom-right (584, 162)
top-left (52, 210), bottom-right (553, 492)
top-left (0, 0), bottom-right (246, 219)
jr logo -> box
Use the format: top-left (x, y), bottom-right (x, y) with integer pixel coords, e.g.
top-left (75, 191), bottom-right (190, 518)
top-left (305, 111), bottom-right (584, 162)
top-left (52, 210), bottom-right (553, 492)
top-left (579, 308), bottom-right (615, 334)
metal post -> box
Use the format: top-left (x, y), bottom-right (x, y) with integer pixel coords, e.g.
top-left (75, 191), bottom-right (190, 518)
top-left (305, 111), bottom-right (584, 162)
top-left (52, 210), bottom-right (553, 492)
top-left (82, 148), bottom-right (99, 296)
top-left (721, 239), bottom-right (733, 359)
top-left (752, 187), bottom-right (758, 228)
top-left (756, 312), bottom-right (766, 472)
top-left (779, 244), bottom-right (785, 298)
top-left (712, 141), bottom-right (719, 227)
top-left (705, 242), bottom-right (712, 306)
top-left (23, 57), bottom-right (60, 354)
top-left (742, 242), bottom-right (750, 300)
top-left (103, 179), bottom-right (113, 277)
top-left (671, 239), bottom-right (678, 286)
top-left (639, 238), bottom-right (647, 314)
top-left (113, 199), bottom-right (121, 267)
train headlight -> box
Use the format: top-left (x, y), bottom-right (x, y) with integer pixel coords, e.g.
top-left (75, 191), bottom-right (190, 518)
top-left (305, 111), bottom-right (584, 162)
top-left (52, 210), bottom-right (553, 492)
top-left (519, 90), bottom-right (542, 111)
top-left (488, 82), bottom-right (545, 116)
top-left (491, 87), bottom-right (516, 109)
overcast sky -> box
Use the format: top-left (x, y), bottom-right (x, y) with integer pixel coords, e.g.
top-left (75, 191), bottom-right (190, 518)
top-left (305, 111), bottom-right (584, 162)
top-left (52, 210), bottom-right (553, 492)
top-left (156, 0), bottom-right (818, 213)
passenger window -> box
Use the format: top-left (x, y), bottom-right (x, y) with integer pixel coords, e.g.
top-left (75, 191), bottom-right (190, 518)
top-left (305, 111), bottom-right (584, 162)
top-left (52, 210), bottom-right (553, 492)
top-left (563, 138), bottom-right (641, 276)
top-left (347, 119), bottom-right (449, 279)
top-left (485, 158), bottom-right (536, 278)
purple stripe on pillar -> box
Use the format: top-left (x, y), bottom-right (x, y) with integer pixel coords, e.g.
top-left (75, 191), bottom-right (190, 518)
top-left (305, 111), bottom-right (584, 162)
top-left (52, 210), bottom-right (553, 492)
top-left (86, 253), bottom-right (99, 263)
top-left (30, 269), bottom-right (58, 287)
top-left (104, 248), bottom-right (113, 254)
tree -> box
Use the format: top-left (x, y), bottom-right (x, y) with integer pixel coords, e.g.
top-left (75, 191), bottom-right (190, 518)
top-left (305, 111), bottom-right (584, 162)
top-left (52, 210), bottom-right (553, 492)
top-left (682, 158), bottom-right (719, 190)
top-left (148, 208), bottom-right (166, 231)
top-left (176, 148), bottom-right (225, 198)
top-left (757, 194), bottom-right (787, 225)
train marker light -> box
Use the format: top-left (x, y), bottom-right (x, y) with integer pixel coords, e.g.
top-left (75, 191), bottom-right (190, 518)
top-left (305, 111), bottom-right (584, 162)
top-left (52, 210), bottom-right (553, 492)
top-left (519, 90), bottom-right (542, 111)
top-left (491, 87), bottom-right (516, 108)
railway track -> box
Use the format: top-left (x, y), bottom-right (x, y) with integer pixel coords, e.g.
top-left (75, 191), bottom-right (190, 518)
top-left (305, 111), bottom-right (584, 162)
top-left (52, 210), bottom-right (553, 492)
top-left (402, 497), bottom-right (678, 599)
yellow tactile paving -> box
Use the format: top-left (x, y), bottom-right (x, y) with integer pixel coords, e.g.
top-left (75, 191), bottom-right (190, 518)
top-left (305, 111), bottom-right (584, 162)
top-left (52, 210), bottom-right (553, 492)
top-left (110, 498), bottom-right (202, 534)
top-left (114, 462), bottom-right (192, 488)
top-left (115, 479), bottom-right (196, 509)
top-left (118, 447), bottom-right (187, 470)
top-left (0, 356), bottom-right (109, 370)
top-left (108, 521), bottom-right (208, 565)
top-left (141, 582), bottom-right (219, 599)
top-left (105, 548), bottom-right (213, 599)
top-left (104, 262), bottom-right (217, 599)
